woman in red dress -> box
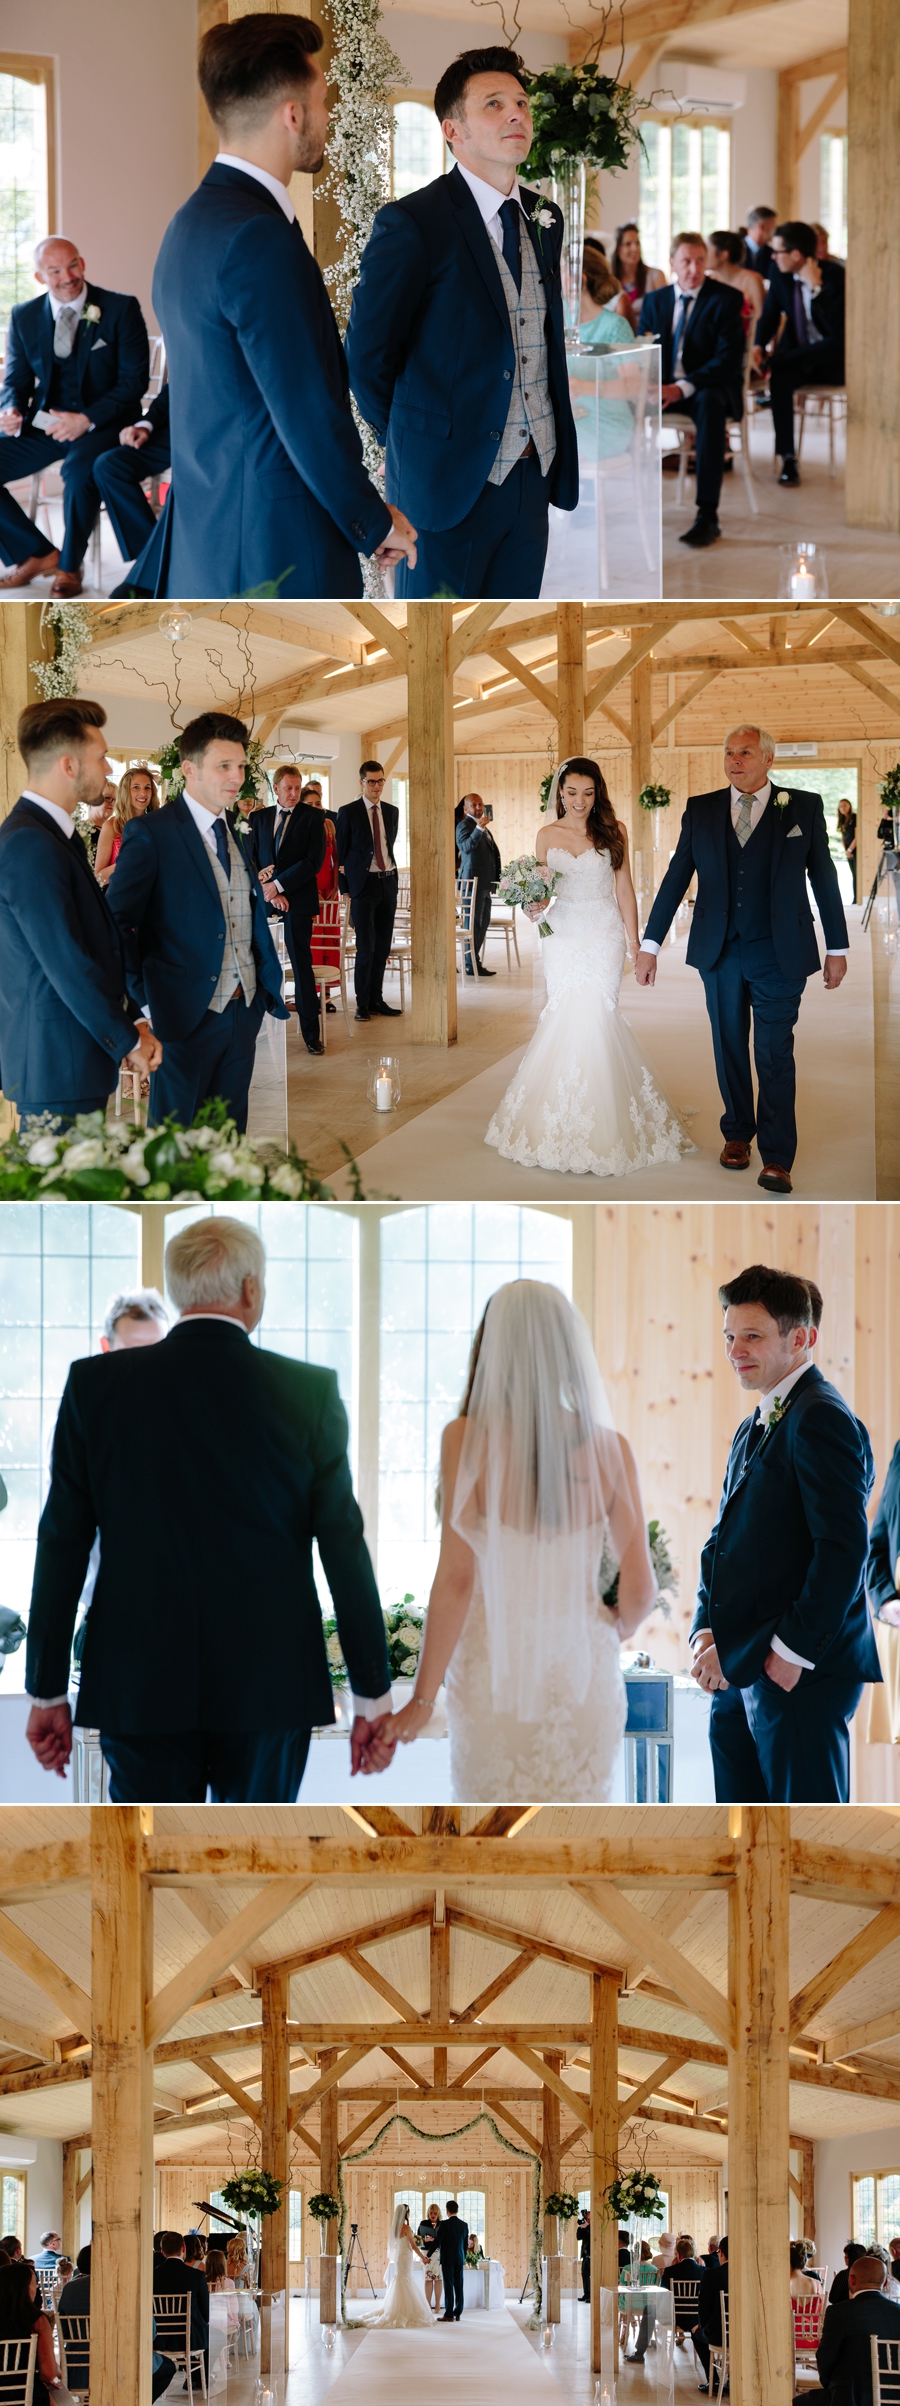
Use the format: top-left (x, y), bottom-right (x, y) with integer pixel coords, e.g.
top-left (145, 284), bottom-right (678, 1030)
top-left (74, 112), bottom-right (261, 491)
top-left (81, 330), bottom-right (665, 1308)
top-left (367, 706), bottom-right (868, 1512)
top-left (305, 780), bottom-right (341, 1010)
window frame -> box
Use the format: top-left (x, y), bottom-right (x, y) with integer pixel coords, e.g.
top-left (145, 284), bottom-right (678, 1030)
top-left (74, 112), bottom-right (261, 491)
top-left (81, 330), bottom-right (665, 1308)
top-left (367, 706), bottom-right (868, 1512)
top-left (851, 2167), bottom-right (900, 2249)
top-left (0, 53), bottom-right (58, 319)
top-left (636, 110), bottom-right (733, 266)
top-left (390, 90), bottom-right (452, 202)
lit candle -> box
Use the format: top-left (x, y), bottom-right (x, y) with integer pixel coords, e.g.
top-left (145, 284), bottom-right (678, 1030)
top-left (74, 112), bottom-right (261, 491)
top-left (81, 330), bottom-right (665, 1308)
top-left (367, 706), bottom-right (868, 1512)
top-left (375, 1070), bottom-right (393, 1112)
top-left (790, 561), bottom-right (816, 600)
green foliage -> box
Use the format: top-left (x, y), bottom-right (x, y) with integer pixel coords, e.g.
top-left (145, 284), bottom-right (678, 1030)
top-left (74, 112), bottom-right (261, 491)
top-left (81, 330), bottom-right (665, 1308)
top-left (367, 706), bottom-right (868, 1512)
top-left (602, 1521), bottom-right (678, 1622)
top-left (544, 2192), bottom-right (581, 2220)
top-left (0, 1096), bottom-right (353, 1203)
top-left (880, 762), bottom-right (900, 813)
top-left (638, 783), bottom-right (672, 813)
top-left (307, 2193), bottom-right (340, 2222)
top-left (523, 62), bottom-right (644, 181)
top-left (220, 2171), bottom-right (284, 2220)
top-left (322, 1595), bottom-right (422, 1689)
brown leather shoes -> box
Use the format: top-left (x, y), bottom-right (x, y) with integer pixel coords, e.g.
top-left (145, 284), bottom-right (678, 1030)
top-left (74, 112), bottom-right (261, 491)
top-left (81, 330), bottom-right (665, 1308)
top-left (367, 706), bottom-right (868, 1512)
top-left (0, 549), bottom-right (59, 587)
top-left (758, 1163), bottom-right (793, 1194)
top-left (50, 569), bottom-right (84, 596)
top-left (720, 1139), bottom-right (752, 1169)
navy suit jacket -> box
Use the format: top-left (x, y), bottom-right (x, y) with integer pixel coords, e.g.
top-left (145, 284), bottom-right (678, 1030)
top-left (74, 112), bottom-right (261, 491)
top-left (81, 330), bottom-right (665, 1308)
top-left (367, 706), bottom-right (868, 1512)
top-left (436, 2218), bottom-right (469, 2269)
top-left (868, 1442), bottom-right (900, 1619)
top-left (816, 2290), bottom-right (900, 2406)
top-left (637, 277), bottom-right (745, 418)
top-left (336, 798), bottom-right (399, 898)
top-left (757, 256), bottom-right (845, 358)
top-left (106, 792), bottom-right (288, 1042)
top-left (0, 283), bottom-right (149, 433)
top-left (253, 801), bottom-right (326, 918)
top-left (151, 162), bottom-right (392, 599)
top-left (691, 1364), bottom-right (879, 1689)
top-left (345, 166), bottom-right (579, 529)
top-left (0, 800), bottom-right (140, 1107)
top-left (642, 785), bottom-right (848, 980)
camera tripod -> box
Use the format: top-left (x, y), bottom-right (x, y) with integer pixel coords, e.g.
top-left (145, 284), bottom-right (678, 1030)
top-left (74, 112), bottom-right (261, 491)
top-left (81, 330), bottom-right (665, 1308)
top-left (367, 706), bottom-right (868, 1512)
top-left (343, 2223), bottom-right (378, 2299)
top-left (862, 842), bottom-right (900, 933)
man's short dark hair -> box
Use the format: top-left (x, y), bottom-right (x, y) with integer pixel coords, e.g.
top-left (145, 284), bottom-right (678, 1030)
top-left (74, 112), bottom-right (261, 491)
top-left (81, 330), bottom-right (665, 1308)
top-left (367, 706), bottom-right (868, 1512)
top-left (802, 1278), bottom-right (824, 1330)
top-left (446, 2200), bottom-right (459, 2213)
top-left (198, 14), bottom-right (323, 132)
top-left (775, 220), bottom-right (818, 260)
top-left (845, 2241), bottom-right (867, 2264)
top-left (17, 697), bottom-right (106, 771)
top-left (75, 2245), bottom-right (91, 2275)
top-left (359, 759), bottom-right (384, 777)
top-left (717, 1263), bottom-right (814, 1336)
top-left (159, 2232), bottom-right (185, 2257)
top-left (747, 206), bottom-right (776, 228)
top-left (434, 48), bottom-right (528, 128)
top-left (718, 2235), bottom-right (728, 2257)
top-left (179, 712), bottom-right (248, 766)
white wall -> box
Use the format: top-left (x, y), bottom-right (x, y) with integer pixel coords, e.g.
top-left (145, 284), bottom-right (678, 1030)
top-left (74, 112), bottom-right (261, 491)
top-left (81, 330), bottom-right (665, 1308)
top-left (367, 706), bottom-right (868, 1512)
top-left (815, 2126), bottom-right (900, 2286)
top-left (22, 2137), bottom-right (63, 2258)
top-left (5, 1), bottom-right (197, 334)
top-left (381, 10), bottom-right (568, 90)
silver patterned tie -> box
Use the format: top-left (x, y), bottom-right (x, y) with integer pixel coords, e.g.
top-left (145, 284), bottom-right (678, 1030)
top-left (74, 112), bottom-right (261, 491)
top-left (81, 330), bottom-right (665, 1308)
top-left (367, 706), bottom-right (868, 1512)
top-left (53, 306), bottom-right (79, 358)
top-left (735, 794), bottom-right (754, 848)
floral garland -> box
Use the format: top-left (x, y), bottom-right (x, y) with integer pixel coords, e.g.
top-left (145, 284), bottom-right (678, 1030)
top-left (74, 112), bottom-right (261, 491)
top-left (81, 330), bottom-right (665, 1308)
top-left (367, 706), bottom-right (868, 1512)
top-left (30, 601), bottom-right (95, 698)
top-left (336, 2109), bottom-right (543, 2327)
top-left (319, 0), bottom-right (408, 592)
top-left (0, 1098), bottom-right (355, 1202)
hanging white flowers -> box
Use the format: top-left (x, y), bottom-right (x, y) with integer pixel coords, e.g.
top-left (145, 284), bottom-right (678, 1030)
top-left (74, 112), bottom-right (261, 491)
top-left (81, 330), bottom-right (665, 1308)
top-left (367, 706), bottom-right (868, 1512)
top-left (30, 601), bottom-right (95, 699)
top-left (319, 0), bottom-right (409, 592)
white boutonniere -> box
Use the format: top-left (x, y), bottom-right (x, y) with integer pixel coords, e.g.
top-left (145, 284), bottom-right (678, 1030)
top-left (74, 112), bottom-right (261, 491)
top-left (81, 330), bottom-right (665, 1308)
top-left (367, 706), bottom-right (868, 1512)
top-left (530, 204), bottom-right (556, 263)
top-left (760, 1394), bottom-right (788, 1447)
top-left (84, 303), bottom-right (101, 325)
top-left (775, 790), bottom-right (791, 810)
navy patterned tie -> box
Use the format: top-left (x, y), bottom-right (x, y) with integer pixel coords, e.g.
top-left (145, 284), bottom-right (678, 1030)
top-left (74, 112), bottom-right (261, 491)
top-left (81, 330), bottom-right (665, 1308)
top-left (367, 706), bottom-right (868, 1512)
top-left (498, 198), bottom-right (522, 294)
top-left (212, 815), bottom-right (231, 882)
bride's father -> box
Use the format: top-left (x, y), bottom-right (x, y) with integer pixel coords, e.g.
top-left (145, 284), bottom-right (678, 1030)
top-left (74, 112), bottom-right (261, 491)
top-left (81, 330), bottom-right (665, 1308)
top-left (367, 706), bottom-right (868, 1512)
top-left (691, 1262), bottom-right (878, 1803)
top-left (151, 12), bottom-right (416, 598)
top-left (346, 47), bottom-right (578, 599)
top-left (635, 723), bottom-right (849, 1194)
top-left (24, 1216), bottom-right (395, 1802)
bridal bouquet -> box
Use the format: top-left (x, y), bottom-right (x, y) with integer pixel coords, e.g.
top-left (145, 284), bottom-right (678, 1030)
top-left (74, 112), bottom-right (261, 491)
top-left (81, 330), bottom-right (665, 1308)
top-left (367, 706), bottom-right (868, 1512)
top-left (0, 1098), bottom-right (348, 1201)
top-left (495, 854), bottom-right (563, 936)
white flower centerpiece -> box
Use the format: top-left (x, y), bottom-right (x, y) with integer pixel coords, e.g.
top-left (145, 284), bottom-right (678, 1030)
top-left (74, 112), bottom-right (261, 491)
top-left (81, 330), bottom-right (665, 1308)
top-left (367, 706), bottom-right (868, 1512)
top-left (0, 1099), bottom-right (356, 1202)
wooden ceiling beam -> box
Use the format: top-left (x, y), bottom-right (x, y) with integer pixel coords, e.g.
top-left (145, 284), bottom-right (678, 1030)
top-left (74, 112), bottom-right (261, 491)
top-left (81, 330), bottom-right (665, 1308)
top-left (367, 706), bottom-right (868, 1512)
top-left (0, 1912), bottom-right (91, 2038)
top-left (246, 1903), bottom-right (434, 1983)
top-left (145, 1836), bottom-right (734, 1884)
top-left (574, 1884), bottom-right (734, 2050)
top-left (447, 605), bottom-right (509, 674)
top-left (651, 666), bottom-right (723, 742)
top-left (339, 1946), bottom-right (426, 2026)
top-left (790, 1842), bottom-right (900, 1908)
top-left (789, 1905), bottom-right (900, 2039)
top-left (452, 1950), bottom-right (539, 2023)
top-left (617, 2052), bottom-right (689, 2129)
top-left (145, 1880), bottom-right (313, 2050)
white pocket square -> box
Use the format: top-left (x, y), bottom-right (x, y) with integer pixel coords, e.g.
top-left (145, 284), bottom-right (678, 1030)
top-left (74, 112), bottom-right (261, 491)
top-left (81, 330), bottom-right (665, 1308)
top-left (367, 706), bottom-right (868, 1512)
top-left (91, 336), bottom-right (107, 349)
top-left (786, 825), bottom-right (804, 838)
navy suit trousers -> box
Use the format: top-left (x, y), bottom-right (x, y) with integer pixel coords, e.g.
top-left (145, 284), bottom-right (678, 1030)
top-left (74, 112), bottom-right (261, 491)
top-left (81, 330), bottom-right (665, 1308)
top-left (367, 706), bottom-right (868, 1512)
top-left (0, 424), bottom-right (125, 569)
top-left (769, 337), bottom-right (844, 458)
top-left (700, 933), bottom-right (805, 1166)
top-left (662, 387), bottom-right (729, 517)
top-left (351, 872), bottom-right (397, 1012)
top-left (441, 2257), bottom-right (465, 2317)
top-left (395, 452), bottom-right (551, 600)
top-left (93, 436), bottom-right (170, 561)
top-left (709, 1675), bottom-right (864, 1803)
top-left (148, 988), bottom-right (265, 1133)
top-left (100, 1726), bottom-right (312, 1803)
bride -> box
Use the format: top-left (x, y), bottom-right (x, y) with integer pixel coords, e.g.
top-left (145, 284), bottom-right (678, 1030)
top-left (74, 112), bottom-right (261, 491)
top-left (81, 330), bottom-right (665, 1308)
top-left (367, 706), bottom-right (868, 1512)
top-left (485, 758), bottom-right (691, 1178)
top-left (357, 2204), bottom-right (435, 2329)
top-left (390, 1279), bottom-right (658, 1801)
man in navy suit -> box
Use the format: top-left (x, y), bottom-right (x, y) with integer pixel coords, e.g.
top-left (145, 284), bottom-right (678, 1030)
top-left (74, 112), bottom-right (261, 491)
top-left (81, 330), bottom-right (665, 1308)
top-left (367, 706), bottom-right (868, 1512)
top-left (346, 47), bottom-right (579, 599)
top-left (753, 219), bottom-right (845, 483)
top-left (743, 206), bottom-right (777, 280)
top-left (107, 711), bottom-right (288, 1132)
top-left (93, 383), bottom-right (169, 569)
top-left (691, 1263), bottom-right (878, 1804)
top-left (636, 723), bottom-right (849, 1193)
top-left (436, 2205), bottom-right (469, 2321)
top-left (0, 698), bottom-right (160, 1123)
top-left (868, 1441), bottom-right (900, 1630)
top-left (253, 763), bottom-right (326, 1054)
top-left (816, 2252), bottom-right (900, 2406)
top-left (638, 232), bottom-right (745, 547)
top-left (151, 12), bottom-right (416, 599)
top-left (336, 765), bottom-right (401, 1021)
top-left (0, 237), bottom-right (149, 592)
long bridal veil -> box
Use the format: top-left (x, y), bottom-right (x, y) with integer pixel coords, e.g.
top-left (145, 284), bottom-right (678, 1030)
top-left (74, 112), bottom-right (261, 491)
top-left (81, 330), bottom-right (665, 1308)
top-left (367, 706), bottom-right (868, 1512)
top-left (388, 2203), bottom-right (407, 2261)
top-left (450, 1280), bottom-right (641, 1722)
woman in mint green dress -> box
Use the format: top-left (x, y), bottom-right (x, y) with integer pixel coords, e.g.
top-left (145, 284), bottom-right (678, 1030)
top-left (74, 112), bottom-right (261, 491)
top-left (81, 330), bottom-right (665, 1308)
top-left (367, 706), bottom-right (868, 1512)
top-left (571, 241), bottom-right (636, 460)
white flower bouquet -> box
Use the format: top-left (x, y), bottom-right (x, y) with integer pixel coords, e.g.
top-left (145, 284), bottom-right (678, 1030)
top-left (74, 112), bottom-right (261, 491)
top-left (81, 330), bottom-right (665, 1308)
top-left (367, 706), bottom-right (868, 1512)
top-left (0, 1098), bottom-right (349, 1201)
top-left (322, 1594), bottom-right (424, 1688)
top-left (495, 853), bottom-right (564, 936)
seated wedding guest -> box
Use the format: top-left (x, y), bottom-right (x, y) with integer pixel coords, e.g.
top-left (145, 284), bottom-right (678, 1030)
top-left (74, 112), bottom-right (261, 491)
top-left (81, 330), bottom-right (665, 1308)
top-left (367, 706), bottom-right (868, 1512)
top-left (817, 2252), bottom-right (900, 2404)
top-left (611, 220), bottom-right (666, 333)
top-left (0, 698), bottom-right (160, 1124)
top-left (0, 235), bottom-right (149, 593)
top-left (107, 711), bottom-right (288, 1133)
top-left (226, 2235), bottom-right (253, 2289)
top-left (701, 2237), bottom-right (720, 2271)
top-left (93, 384), bottom-right (170, 568)
top-left (579, 239), bottom-right (632, 334)
top-left (743, 205), bottom-right (777, 278)
top-left (692, 2234), bottom-right (728, 2392)
top-left (154, 2232), bottom-right (212, 2387)
top-left (33, 2236), bottom-right (62, 2272)
top-left (184, 2235), bottom-right (207, 2269)
top-left (253, 762), bottom-right (327, 1056)
top-left (53, 2260), bottom-right (74, 2289)
top-left (58, 2245), bottom-right (91, 2319)
top-left (653, 2232), bottom-right (676, 2277)
top-left (25, 1214), bottom-right (394, 1802)
top-left (0, 2240), bottom-right (22, 2263)
top-left (305, 783), bottom-right (340, 1012)
top-left (753, 219), bottom-right (845, 484)
top-left (0, 2258), bottom-right (62, 2405)
top-left (95, 763), bottom-right (160, 887)
top-left (573, 244), bottom-right (636, 462)
top-left (638, 231), bottom-right (745, 548)
top-left (830, 2242), bottom-right (868, 2304)
top-left (791, 2240), bottom-right (820, 2296)
top-left (336, 765), bottom-right (401, 1021)
top-left (707, 229), bottom-right (765, 336)
top-left (457, 794), bottom-right (501, 977)
top-left (656, 2236), bottom-right (704, 2353)
top-left (837, 796), bottom-right (858, 902)
top-left (813, 222), bottom-right (842, 262)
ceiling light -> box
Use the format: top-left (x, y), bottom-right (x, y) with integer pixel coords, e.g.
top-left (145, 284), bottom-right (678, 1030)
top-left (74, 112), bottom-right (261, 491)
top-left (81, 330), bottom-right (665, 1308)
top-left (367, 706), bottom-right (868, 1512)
top-left (158, 607), bottom-right (194, 643)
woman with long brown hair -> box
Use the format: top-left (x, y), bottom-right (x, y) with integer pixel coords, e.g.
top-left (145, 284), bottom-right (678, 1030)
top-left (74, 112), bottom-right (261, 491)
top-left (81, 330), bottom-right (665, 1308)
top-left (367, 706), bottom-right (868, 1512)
top-left (95, 763), bottom-right (160, 886)
top-left (611, 223), bottom-right (665, 333)
top-left (485, 759), bottom-right (690, 1179)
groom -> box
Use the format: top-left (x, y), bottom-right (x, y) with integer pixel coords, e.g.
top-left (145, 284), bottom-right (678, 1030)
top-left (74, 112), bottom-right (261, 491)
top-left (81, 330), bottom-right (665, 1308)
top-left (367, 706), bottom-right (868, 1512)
top-left (436, 2204), bottom-right (469, 2321)
top-left (346, 47), bottom-right (578, 599)
top-left (691, 1262), bottom-right (878, 1803)
top-left (635, 724), bottom-right (849, 1194)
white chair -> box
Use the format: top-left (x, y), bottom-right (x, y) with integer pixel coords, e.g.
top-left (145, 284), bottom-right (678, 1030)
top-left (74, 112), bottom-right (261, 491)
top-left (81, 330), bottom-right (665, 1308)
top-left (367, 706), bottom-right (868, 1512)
top-left (145, 333), bottom-right (167, 401)
top-left (455, 875), bottom-right (477, 976)
top-left (338, 895), bottom-right (357, 1028)
top-left (153, 2293), bottom-right (207, 2399)
top-left (671, 2273), bottom-right (701, 2353)
top-left (385, 893), bottom-right (412, 1008)
top-left (0, 2337), bottom-right (36, 2406)
top-left (35, 2272), bottom-right (56, 2313)
top-left (661, 309), bottom-right (759, 518)
top-left (792, 2289), bottom-right (825, 2375)
top-left (483, 895), bottom-right (519, 969)
top-left (794, 383), bottom-right (847, 476)
top-left (57, 2311), bottom-right (90, 2400)
top-left (310, 896), bottom-right (342, 1046)
top-left (874, 2334), bottom-right (900, 2403)
top-left (709, 2291), bottom-right (729, 2398)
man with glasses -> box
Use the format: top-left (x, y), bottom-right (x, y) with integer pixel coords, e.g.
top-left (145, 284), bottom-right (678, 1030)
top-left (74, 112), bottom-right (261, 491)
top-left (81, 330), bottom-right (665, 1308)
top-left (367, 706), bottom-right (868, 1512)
top-left (752, 219), bottom-right (845, 485)
top-left (336, 763), bottom-right (401, 1022)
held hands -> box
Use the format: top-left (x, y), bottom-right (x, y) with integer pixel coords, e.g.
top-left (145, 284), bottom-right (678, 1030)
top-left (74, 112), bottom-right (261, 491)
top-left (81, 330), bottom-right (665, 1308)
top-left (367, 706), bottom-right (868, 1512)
top-left (120, 424), bottom-right (151, 449)
top-left (45, 411), bottom-right (92, 443)
top-left (25, 1702), bottom-right (73, 1777)
top-left (690, 1634), bottom-right (729, 1694)
top-left (823, 954), bottom-right (848, 989)
top-left (634, 950), bottom-right (658, 986)
top-left (126, 1021), bottom-right (163, 1076)
top-left (350, 1711), bottom-right (398, 1776)
top-left (879, 1600), bottom-right (900, 1629)
top-left (762, 1648), bottom-right (802, 1692)
top-left (374, 506), bottom-right (418, 570)
top-left (391, 1694), bottom-right (436, 1746)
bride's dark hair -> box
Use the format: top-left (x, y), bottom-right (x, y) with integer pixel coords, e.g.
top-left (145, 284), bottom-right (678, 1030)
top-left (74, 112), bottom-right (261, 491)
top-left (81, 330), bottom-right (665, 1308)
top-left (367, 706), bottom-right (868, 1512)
top-left (556, 757), bottom-right (625, 872)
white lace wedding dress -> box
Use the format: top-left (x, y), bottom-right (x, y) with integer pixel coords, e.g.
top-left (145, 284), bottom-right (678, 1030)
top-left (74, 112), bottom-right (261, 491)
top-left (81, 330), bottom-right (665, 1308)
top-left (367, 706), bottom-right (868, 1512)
top-left (359, 2236), bottom-right (435, 2330)
top-left (444, 1525), bottom-right (627, 1801)
top-left (485, 847), bottom-right (690, 1177)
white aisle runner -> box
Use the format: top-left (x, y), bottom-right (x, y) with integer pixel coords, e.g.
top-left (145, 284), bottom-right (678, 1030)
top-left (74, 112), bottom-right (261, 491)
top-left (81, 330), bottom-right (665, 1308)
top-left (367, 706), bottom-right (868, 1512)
top-left (323, 2307), bottom-right (562, 2406)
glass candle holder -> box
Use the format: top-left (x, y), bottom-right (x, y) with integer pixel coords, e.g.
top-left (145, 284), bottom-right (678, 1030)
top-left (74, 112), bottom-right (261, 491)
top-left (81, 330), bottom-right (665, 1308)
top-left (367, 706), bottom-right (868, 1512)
top-left (777, 541), bottom-right (829, 600)
top-left (367, 1055), bottom-right (402, 1112)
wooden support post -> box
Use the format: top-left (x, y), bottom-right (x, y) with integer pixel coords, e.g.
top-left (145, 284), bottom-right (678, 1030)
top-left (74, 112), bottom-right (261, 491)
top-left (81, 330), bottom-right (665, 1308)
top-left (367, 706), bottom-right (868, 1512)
top-left (799, 2140), bottom-right (816, 2247)
top-left (776, 72), bottom-right (800, 222)
top-left (631, 649), bottom-right (654, 916)
top-left (590, 1971), bottom-right (619, 2380)
top-left (319, 2047), bottom-right (340, 2322)
top-left (260, 1968), bottom-right (290, 2369)
top-left (0, 603), bottom-right (47, 822)
top-left (431, 1917), bottom-right (450, 2088)
top-left (91, 1808), bottom-right (153, 2406)
top-left (407, 603), bottom-right (456, 1045)
top-left (556, 604), bottom-right (584, 760)
top-left (542, 2051), bottom-right (562, 2322)
top-left (728, 1809), bottom-right (792, 2406)
top-left (62, 2141), bottom-right (78, 2262)
top-left (846, 0), bottom-right (900, 529)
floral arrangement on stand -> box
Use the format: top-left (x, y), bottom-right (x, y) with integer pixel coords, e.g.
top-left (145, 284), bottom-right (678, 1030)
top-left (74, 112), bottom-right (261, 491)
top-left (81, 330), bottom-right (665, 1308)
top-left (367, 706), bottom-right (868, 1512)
top-left (522, 48), bottom-right (645, 341)
top-left (543, 2192), bottom-right (581, 2222)
top-left (0, 1098), bottom-right (358, 1202)
top-left (879, 763), bottom-right (900, 839)
top-left (603, 1521), bottom-right (678, 1623)
top-left (600, 2167), bottom-right (666, 2225)
top-left (322, 1595), bottom-right (424, 1690)
top-left (30, 600), bottom-right (95, 698)
top-left (220, 2170), bottom-right (284, 2222)
top-left (307, 2192), bottom-right (341, 2249)
top-left (638, 783), bottom-right (672, 814)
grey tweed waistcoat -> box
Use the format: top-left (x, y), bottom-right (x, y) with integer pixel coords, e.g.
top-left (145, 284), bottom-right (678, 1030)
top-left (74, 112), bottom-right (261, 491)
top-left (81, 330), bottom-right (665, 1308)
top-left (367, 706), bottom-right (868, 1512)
top-left (206, 823), bottom-right (257, 1013)
top-left (488, 220), bottom-right (556, 487)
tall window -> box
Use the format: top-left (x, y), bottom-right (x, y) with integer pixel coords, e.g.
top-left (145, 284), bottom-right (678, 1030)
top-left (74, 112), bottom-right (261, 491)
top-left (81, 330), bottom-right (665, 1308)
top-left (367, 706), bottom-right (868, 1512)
top-left (0, 59), bottom-right (55, 329)
top-left (289, 2192), bottom-right (303, 2260)
top-left (773, 763), bottom-right (858, 892)
top-left (0, 1205), bottom-right (141, 1679)
top-left (391, 101), bottom-right (447, 200)
top-left (638, 118), bottom-right (731, 269)
top-left (820, 132), bottom-right (847, 258)
top-left (852, 2171), bottom-right (900, 2248)
top-left (164, 1203), bottom-right (358, 1470)
top-left (0, 2171), bottom-right (26, 2243)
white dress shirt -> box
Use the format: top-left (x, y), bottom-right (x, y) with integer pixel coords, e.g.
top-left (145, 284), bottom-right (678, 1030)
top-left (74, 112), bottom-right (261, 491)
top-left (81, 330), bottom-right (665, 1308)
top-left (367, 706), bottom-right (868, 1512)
top-left (215, 153), bottom-right (295, 225)
top-left (364, 795), bottom-right (393, 869)
top-left (752, 1359), bottom-right (816, 1667)
top-left (642, 778), bottom-right (849, 953)
top-left (455, 161), bottom-right (526, 254)
top-left (183, 790), bottom-right (227, 853)
top-left (670, 284), bottom-right (699, 398)
top-left (21, 788), bottom-right (76, 839)
top-left (47, 285), bottom-right (89, 328)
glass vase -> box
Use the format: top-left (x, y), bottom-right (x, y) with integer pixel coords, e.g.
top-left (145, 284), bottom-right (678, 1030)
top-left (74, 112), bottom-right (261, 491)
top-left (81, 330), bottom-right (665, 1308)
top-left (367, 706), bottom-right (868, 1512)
top-left (550, 161), bottom-right (587, 346)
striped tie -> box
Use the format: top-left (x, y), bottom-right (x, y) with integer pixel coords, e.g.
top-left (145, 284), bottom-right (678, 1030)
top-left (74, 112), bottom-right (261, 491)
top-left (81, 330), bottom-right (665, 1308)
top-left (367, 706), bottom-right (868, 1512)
top-left (735, 795), bottom-right (754, 848)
